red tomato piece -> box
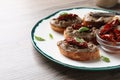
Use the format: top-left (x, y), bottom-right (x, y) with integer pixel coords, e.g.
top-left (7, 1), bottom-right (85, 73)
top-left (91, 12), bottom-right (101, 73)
top-left (72, 23), bottom-right (82, 29)
top-left (99, 19), bottom-right (120, 35)
top-left (114, 29), bottom-right (120, 37)
top-left (100, 34), bottom-right (116, 42)
top-left (111, 19), bottom-right (120, 27)
top-left (65, 37), bottom-right (88, 48)
top-left (99, 24), bottom-right (112, 35)
top-left (117, 36), bottom-right (120, 42)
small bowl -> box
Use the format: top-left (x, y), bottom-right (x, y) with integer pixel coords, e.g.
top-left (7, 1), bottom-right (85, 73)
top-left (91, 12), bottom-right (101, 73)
top-left (94, 0), bottom-right (118, 8)
top-left (96, 30), bottom-right (120, 54)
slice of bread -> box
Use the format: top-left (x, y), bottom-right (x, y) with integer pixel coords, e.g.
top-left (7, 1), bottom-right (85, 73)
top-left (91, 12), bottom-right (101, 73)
top-left (82, 12), bottom-right (114, 28)
top-left (50, 13), bottom-right (82, 33)
top-left (50, 23), bottom-right (65, 33)
top-left (64, 26), bottom-right (98, 44)
top-left (57, 40), bottom-right (100, 61)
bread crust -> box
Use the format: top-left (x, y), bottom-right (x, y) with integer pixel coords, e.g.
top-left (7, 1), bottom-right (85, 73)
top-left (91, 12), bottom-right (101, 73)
top-left (57, 40), bottom-right (100, 61)
top-left (57, 44), bottom-right (100, 61)
top-left (50, 23), bottom-right (66, 33)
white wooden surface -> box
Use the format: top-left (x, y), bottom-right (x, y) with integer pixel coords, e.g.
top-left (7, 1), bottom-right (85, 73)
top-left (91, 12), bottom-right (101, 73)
top-left (0, 0), bottom-right (120, 80)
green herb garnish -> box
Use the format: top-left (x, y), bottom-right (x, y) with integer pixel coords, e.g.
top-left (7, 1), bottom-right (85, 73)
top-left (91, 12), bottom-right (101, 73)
top-left (60, 12), bottom-right (68, 16)
top-left (74, 37), bottom-right (85, 43)
top-left (49, 33), bottom-right (53, 39)
top-left (35, 35), bottom-right (45, 41)
top-left (101, 56), bottom-right (110, 63)
top-left (78, 27), bottom-right (89, 33)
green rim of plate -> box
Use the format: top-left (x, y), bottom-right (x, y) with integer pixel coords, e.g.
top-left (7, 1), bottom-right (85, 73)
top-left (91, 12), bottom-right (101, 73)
top-left (31, 7), bottom-right (120, 70)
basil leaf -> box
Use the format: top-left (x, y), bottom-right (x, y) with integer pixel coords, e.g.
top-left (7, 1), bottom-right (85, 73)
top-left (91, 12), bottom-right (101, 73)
top-left (78, 27), bottom-right (89, 33)
top-left (35, 35), bottom-right (45, 41)
top-left (101, 56), bottom-right (110, 63)
top-left (60, 12), bottom-right (68, 16)
top-left (49, 33), bottom-right (53, 39)
top-left (74, 37), bottom-right (85, 43)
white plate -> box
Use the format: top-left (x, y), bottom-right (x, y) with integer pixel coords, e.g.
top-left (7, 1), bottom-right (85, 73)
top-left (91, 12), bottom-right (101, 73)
top-left (31, 7), bottom-right (120, 70)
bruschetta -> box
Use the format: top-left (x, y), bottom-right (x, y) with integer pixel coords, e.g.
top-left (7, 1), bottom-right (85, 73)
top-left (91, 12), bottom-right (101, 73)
top-left (64, 23), bottom-right (98, 44)
top-left (82, 12), bottom-right (115, 28)
top-left (50, 13), bottom-right (82, 33)
top-left (57, 37), bottom-right (100, 61)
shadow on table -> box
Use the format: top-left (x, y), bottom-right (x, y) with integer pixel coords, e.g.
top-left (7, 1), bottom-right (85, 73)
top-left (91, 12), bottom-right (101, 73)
top-left (32, 48), bottom-right (120, 80)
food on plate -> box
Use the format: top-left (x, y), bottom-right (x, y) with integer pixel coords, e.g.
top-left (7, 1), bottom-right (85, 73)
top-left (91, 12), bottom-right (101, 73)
top-left (64, 23), bottom-right (98, 44)
top-left (96, 18), bottom-right (120, 54)
top-left (98, 18), bottom-right (120, 44)
top-left (82, 12), bottom-right (115, 28)
top-left (57, 37), bottom-right (100, 61)
top-left (99, 18), bottom-right (120, 43)
top-left (50, 13), bottom-right (82, 33)
top-left (49, 11), bottom-right (120, 61)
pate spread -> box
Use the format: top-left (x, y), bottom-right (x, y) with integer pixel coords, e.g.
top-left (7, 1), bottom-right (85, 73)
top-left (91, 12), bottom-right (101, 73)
top-left (64, 26), bottom-right (97, 43)
top-left (84, 12), bottom-right (114, 23)
top-left (57, 40), bottom-right (98, 53)
top-left (50, 13), bottom-right (82, 28)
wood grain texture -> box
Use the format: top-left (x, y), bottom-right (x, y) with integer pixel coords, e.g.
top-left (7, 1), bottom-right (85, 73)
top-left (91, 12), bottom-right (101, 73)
top-left (0, 0), bottom-right (120, 80)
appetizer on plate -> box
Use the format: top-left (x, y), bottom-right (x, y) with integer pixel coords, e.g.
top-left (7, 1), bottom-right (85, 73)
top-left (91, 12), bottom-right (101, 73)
top-left (50, 11), bottom-right (119, 61)
top-left (82, 12), bottom-right (115, 28)
top-left (50, 13), bottom-right (82, 33)
top-left (64, 23), bottom-right (98, 44)
top-left (96, 18), bottom-right (120, 53)
top-left (57, 37), bottom-right (100, 61)
top-left (99, 18), bottom-right (120, 42)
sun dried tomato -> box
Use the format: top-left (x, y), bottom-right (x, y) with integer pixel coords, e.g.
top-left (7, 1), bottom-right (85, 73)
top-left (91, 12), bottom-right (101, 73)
top-left (111, 19), bottom-right (119, 27)
top-left (65, 37), bottom-right (88, 48)
top-left (99, 18), bottom-right (120, 43)
top-left (99, 19), bottom-right (120, 35)
top-left (99, 24), bottom-right (112, 35)
top-left (117, 36), bottom-right (120, 42)
top-left (100, 34), bottom-right (115, 42)
top-left (113, 29), bottom-right (120, 37)
top-left (57, 14), bottom-right (78, 21)
top-left (71, 23), bottom-right (82, 29)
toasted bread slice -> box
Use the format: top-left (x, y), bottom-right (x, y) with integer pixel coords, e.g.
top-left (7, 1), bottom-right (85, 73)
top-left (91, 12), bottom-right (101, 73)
top-left (50, 23), bottom-right (65, 33)
top-left (57, 40), bottom-right (100, 61)
top-left (64, 26), bottom-right (98, 44)
top-left (50, 13), bottom-right (82, 33)
top-left (82, 12), bottom-right (114, 28)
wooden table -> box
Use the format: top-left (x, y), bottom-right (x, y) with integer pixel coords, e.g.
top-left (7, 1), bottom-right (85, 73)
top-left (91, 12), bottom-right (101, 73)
top-left (0, 0), bottom-right (120, 80)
